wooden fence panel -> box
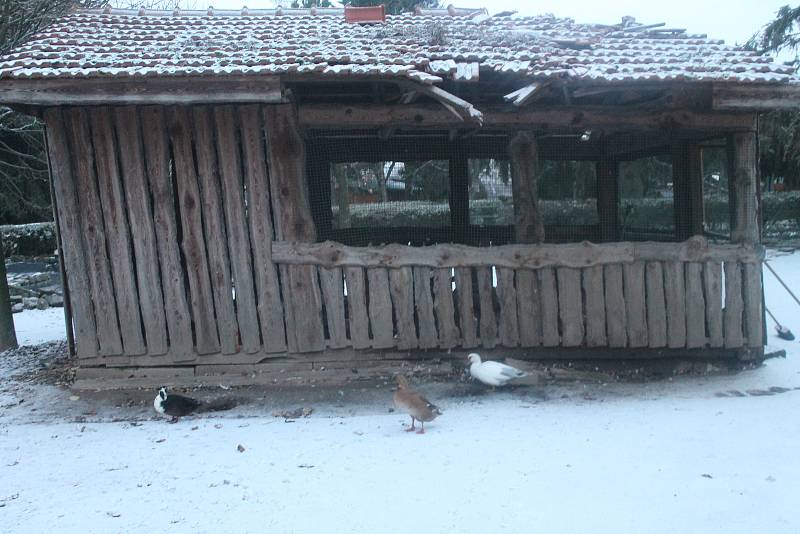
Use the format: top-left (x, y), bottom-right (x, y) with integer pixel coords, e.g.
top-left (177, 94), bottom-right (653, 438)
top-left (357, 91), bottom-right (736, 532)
top-left (539, 267), bottom-right (560, 346)
top-left (344, 267), bottom-right (370, 349)
top-left (413, 267), bottom-right (438, 349)
top-left (191, 106), bottom-right (238, 355)
top-left (664, 261), bottom-right (687, 349)
top-left (88, 108), bottom-right (146, 356)
top-left (140, 106), bottom-right (194, 360)
top-left (390, 267), bottom-right (417, 350)
top-left (238, 105), bottom-right (287, 353)
top-left (319, 267), bottom-right (348, 349)
top-left (583, 265), bottom-right (607, 347)
top-left (515, 269), bottom-right (541, 347)
top-left (604, 264), bottom-right (627, 348)
top-left (557, 267), bottom-right (583, 347)
top-left (113, 106), bottom-right (168, 356)
top-left (704, 261), bottom-right (724, 347)
top-left (685, 262), bottom-right (707, 348)
top-left (367, 268), bottom-right (395, 349)
top-left (213, 106), bottom-right (261, 353)
top-left (623, 262), bottom-right (648, 348)
top-left (166, 106), bottom-right (220, 355)
top-left (723, 262), bottom-right (744, 348)
top-left (434, 268), bottom-right (459, 348)
top-left (496, 268), bottom-right (519, 347)
top-left (63, 108), bottom-right (123, 356)
top-left (456, 267), bottom-right (478, 349)
top-left (645, 262), bottom-right (667, 348)
top-left (743, 262), bottom-right (763, 348)
top-left (44, 108), bottom-right (99, 358)
top-left (476, 267), bottom-right (497, 348)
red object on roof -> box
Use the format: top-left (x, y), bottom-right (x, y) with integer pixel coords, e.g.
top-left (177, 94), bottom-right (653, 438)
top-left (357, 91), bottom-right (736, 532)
top-left (344, 5), bottom-right (385, 24)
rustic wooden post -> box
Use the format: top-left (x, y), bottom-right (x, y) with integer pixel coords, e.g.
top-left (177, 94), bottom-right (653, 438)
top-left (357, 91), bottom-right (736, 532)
top-left (596, 157), bottom-right (619, 242)
top-left (263, 104), bottom-right (325, 353)
top-left (672, 141), bottom-right (704, 240)
top-left (730, 131), bottom-right (764, 351)
top-left (509, 132), bottom-right (545, 243)
top-left (730, 132), bottom-right (759, 244)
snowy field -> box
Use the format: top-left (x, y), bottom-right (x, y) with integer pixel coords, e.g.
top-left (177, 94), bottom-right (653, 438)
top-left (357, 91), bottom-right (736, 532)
top-left (1, 251), bottom-right (799, 534)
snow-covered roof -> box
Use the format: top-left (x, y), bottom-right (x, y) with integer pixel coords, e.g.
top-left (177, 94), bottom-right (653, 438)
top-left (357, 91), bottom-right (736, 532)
top-left (0, 6), bottom-right (795, 85)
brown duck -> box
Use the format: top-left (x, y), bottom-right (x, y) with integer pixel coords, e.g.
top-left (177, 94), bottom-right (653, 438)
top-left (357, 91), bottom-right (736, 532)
top-left (393, 375), bottom-right (442, 434)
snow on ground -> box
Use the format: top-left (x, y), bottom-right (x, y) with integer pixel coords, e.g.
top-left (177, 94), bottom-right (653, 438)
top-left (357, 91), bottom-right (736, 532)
top-left (1, 251), bottom-right (799, 534)
top-left (11, 307), bottom-right (67, 346)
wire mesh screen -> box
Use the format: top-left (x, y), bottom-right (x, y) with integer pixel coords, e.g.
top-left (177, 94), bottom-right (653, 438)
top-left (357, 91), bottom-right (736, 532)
top-left (330, 160), bottom-right (451, 230)
top-left (619, 154), bottom-right (675, 241)
top-left (306, 132), bottom-right (710, 247)
top-left (700, 141), bottom-right (731, 242)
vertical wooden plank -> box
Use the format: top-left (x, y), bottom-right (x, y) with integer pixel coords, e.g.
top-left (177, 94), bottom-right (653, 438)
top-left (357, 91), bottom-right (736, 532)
top-left (284, 265), bottom-right (326, 353)
top-left (263, 104), bottom-right (316, 242)
top-left (454, 267), bottom-right (476, 348)
top-left (43, 108), bottom-right (98, 358)
top-left (62, 108), bottom-right (123, 356)
top-left (434, 268), bottom-right (459, 349)
top-left (704, 261), bottom-right (724, 347)
top-left (190, 106), bottom-right (238, 355)
top-left (413, 267), bottom-right (438, 350)
top-left (238, 105), bottom-right (287, 353)
top-left (539, 267), bottom-right (560, 347)
top-left (623, 262), bottom-right (648, 348)
top-left (645, 262), bottom-right (667, 348)
top-left (557, 267), bottom-right (584, 347)
top-left (367, 268), bottom-right (395, 349)
top-left (603, 264), bottom-right (627, 348)
top-left (389, 267), bottom-right (417, 350)
top-left (213, 105), bottom-right (261, 353)
top-left (344, 266), bottom-right (370, 350)
top-left (723, 261), bottom-right (744, 348)
top-left (663, 261), bottom-right (687, 348)
top-left (583, 265), bottom-right (607, 347)
top-left (496, 268), bottom-right (519, 347)
top-left (515, 269), bottom-right (541, 347)
top-left (743, 262), bottom-right (764, 348)
top-left (319, 267), bottom-right (348, 349)
top-left (166, 106), bottom-right (220, 355)
top-left (476, 266), bottom-right (497, 349)
top-left (113, 107), bottom-right (168, 356)
top-left (509, 132), bottom-right (545, 243)
top-left (663, 261), bottom-right (687, 349)
top-left (263, 104), bottom-right (324, 353)
top-left (140, 106), bottom-right (194, 359)
top-left (685, 262), bottom-right (707, 348)
top-left (88, 107), bottom-right (146, 356)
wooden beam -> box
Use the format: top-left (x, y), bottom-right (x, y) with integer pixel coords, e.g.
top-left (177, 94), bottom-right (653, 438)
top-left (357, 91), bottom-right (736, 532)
top-left (596, 158), bottom-right (619, 242)
top-left (712, 83), bottom-right (800, 111)
top-left (503, 82), bottom-right (545, 107)
top-left (730, 132), bottom-right (760, 244)
top-left (409, 83), bottom-right (483, 124)
top-left (0, 76), bottom-right (283, 105)
top-left (271, 237), bottom-right (763, 270)
top-left (509, 131), bottom-right (545, 243)
top-left (298, 104), bottom-right (757, 133)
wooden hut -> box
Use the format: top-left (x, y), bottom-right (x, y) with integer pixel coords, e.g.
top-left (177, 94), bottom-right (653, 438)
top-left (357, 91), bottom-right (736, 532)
top-left (0, 6), bottom-right (795, 385)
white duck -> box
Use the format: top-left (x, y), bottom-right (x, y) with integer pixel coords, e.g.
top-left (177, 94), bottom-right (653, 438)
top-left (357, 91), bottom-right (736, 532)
top-left (467, 353), bottom-right (527, 387)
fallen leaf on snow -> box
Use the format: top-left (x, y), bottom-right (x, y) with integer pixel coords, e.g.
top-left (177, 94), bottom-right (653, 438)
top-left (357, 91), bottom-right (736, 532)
top-left (237, 444), bottom-right (245, 453)
top-left (156, 438), bottom-right (166, 443)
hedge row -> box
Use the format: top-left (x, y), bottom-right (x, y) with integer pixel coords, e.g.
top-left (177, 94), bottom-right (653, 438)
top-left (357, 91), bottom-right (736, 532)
top-left (1, 222), bottom-right (57, 258)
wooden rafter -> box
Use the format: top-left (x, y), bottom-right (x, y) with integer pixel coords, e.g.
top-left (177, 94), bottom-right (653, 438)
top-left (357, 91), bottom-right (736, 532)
top-left (503, 81), bottom-right (547, 107)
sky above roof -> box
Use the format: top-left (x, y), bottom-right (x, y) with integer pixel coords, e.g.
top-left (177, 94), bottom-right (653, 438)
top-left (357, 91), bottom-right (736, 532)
top-left (201, 1), bottom-right (789, 50)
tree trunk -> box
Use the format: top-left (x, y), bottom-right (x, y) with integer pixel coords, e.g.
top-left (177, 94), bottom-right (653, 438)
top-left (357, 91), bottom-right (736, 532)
top-left (0, 235), bottom-right (18, 352)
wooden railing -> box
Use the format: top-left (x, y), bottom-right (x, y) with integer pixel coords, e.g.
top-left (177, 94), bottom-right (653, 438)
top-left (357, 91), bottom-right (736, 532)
top-left (271, 237), bottom-right (765, 353)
